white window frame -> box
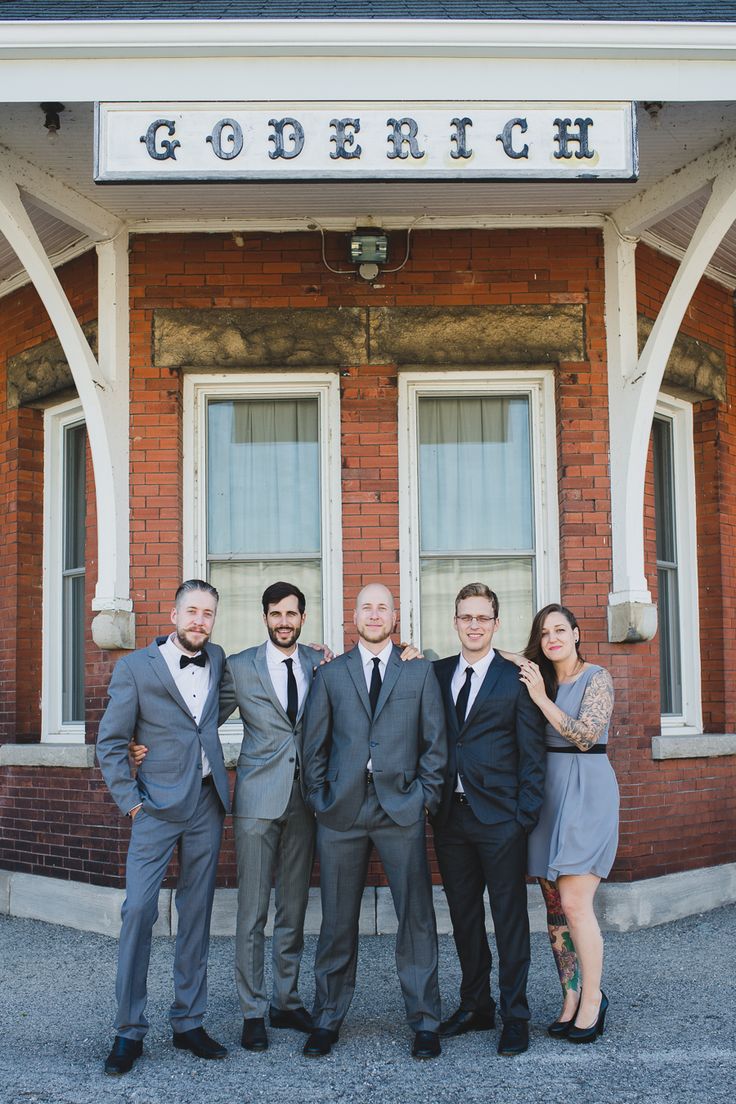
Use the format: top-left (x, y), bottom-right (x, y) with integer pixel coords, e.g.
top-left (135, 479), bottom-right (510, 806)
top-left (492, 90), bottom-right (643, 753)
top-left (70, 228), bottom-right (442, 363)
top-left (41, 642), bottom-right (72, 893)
top-left (398, 368), bottom-right (560, 649)
top-left (42, 399), bottom-right (86, 743)
top-left (183, 371), bottom-right (344, 660)
top-left (654, 394), bottom-right (702, 735)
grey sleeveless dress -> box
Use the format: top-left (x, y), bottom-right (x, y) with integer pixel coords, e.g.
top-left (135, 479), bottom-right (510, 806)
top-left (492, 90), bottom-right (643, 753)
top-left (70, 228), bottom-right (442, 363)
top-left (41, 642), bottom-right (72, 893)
top-left (527, 665), bottom-right (619, 881)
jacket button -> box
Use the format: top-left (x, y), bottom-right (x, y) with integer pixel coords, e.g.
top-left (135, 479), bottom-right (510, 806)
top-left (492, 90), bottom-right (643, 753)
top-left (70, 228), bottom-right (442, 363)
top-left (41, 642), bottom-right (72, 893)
top-left (457, 742), bottom-right (463, 749)
top-left (289, 757), bottom-right (295, 762)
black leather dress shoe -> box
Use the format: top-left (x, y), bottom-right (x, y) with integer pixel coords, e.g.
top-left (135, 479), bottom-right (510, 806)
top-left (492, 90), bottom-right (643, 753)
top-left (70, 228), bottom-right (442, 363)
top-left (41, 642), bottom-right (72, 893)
top-left (412, 1030), bottom-right (441, 1059)
top-left (269, 1005), bottom-right (313, 1033)
top-left (173, 1026), bottom-right (228, 1060)
top-left (241, 1017), bottom-right (268, 1051)
top-left (497, 1019), bottom-right (529, 1056)
top-left (104, 1036), bottom-right (142, 1076)
top-left (439, 1007), bottom-right (495, 1037)
top-left (303, 1028), bottom-right (338, 1058)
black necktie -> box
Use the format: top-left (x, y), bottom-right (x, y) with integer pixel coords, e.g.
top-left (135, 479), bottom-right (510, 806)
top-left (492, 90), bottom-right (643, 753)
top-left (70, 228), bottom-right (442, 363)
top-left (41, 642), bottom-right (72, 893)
top-left (180, 652), bottom-right (206, 669)
top-left (455, 666), bottom-right (473, 727)
top-left (284, 657), bottom-right (298, 727)
top-left (369, 657), bottom-right (382, 715)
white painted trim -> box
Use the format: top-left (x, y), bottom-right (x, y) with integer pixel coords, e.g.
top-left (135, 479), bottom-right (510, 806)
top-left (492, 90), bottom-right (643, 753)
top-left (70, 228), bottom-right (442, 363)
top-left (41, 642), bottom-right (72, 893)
top-left (398, 368), bottom-right (560, 650)
top-left (183, 371), bottom-right (344, 655)
top-left (0, 144), bottom-right (122, 242)
top-left (42, 399), bottom-right (86, 744)
top-left (1, 19), bottom-right (736, 61)
top-left (655, 395), bottom-right (702, 734)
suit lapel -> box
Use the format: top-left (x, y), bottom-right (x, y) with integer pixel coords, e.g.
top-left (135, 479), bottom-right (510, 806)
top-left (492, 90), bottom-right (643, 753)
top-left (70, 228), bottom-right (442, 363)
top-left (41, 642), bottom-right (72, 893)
top-left (147, 640), bottom-right (194, 718)
top-left (463, 651), bottom-right (504, 729)
top-left (372, 646), bottom-right (402, 722)
top-left (346, 646), bottom-right (373, 718)
top-left (200, 643), bottom-right (222, 720)
top-left (296, 645), bottom-right (317, 722)
top-left (436, 655), bottom-right (462, 736)
top-left (255, 642), bottom-right (291, 725)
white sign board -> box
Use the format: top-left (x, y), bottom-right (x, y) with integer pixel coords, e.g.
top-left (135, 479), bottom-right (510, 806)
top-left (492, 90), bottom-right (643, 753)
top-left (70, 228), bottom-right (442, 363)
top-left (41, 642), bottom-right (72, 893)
top-left (95, 102), bottom-right (637, 183)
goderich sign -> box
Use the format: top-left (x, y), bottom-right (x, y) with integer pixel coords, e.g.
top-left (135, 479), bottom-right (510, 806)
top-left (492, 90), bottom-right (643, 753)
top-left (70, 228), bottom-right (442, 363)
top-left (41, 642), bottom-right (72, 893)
top-left (94, 101), bottom-right (638, 182)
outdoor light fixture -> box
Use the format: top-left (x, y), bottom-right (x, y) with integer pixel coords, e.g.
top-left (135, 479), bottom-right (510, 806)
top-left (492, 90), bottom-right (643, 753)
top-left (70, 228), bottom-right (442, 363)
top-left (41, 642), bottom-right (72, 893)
top-left (349, 229), bottom-right (389, 280)
top-left (40, 102), bottom-right (65, 137)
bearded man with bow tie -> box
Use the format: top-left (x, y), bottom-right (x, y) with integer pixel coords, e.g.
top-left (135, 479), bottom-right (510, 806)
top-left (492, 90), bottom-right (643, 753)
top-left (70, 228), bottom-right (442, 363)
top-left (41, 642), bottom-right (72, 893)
top-left (96, 580), bottom-right (231, 1076)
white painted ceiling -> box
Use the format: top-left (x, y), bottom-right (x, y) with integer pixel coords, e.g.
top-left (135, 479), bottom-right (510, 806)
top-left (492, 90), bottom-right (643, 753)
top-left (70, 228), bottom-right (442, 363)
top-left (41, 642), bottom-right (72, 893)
top-left (2, 99), bottom-right (736, 289)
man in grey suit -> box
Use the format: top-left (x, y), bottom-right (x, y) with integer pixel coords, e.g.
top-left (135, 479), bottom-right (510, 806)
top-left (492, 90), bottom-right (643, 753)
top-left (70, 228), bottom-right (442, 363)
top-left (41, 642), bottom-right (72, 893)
top-left (301, 583), bottom-right (447, 1060)
top-left (218, 581), bottom-right (322, 1053)
top-left (96, 580), bottom-right (231, 1076)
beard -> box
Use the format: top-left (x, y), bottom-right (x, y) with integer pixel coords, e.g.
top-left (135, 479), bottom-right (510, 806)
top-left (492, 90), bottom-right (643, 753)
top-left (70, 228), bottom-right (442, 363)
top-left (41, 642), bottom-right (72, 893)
top-left (267, 621), bottom-right (303, 650)
top-left (356, 622), bottom-right (393, 645)
top-left (176, 627), bottom-right (210, 653)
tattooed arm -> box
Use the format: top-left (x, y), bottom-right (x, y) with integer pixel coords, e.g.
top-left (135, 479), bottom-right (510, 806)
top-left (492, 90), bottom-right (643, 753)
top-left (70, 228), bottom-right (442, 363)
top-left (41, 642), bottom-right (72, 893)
top-left (518, 666), bottom-right (614, 751)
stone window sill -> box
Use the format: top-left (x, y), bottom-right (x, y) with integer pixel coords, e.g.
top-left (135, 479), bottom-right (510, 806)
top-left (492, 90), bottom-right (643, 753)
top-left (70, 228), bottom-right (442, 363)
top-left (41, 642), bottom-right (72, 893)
top-left (652, 733), bottom-right (736, 760)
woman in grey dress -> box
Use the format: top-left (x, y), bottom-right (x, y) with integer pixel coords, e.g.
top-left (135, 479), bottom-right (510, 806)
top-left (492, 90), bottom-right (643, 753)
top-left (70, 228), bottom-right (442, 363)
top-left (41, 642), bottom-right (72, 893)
top-left (518, 604), bottom-right (618, 1044)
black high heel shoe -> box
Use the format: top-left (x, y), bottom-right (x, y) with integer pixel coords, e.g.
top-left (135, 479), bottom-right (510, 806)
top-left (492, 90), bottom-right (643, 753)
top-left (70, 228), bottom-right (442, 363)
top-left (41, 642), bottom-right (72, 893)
top-left (547, 998), bottom-right (581, 1039)
top-left (567, 991), bottom-right (608, 1044)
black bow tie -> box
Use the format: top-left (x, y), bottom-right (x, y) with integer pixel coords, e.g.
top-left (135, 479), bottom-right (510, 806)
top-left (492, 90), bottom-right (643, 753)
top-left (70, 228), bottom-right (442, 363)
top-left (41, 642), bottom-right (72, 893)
top-left (180, 652), bottom-right (206, 669)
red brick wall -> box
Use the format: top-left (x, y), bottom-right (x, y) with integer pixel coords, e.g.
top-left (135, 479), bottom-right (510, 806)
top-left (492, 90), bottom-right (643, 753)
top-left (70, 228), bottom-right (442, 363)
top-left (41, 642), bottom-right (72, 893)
top-left (1, 230), bottom-right (736, 890)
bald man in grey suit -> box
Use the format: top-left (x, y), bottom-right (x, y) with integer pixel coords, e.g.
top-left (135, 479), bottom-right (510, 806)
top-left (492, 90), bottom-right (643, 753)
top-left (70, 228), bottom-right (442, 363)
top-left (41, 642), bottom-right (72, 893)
top-left (96, 580), bottom-right (231, 1076)
top-left (302, 583), bottom-right (447, 1061)
top-left (219, 581), bottom-right (322, 1053)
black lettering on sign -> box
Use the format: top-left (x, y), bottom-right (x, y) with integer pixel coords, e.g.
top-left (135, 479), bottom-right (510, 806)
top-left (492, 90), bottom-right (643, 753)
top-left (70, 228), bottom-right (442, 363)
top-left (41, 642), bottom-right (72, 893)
top-left (330, 118), bottom-right (362, 160)
top-left (206, 118), bottom-right (244, 160)
top-left (139, 119), bottom-right (181, 161)
top-left (496, 118), bottom-right (529, 160)
top-left (386, 118), bottom-right (425, 160)
top-left (450, 117), bottom-right (473, 160)
top-left (553, 117), bottom-right (595, 160)
top-left (268, 117), bottom-right (305, 160)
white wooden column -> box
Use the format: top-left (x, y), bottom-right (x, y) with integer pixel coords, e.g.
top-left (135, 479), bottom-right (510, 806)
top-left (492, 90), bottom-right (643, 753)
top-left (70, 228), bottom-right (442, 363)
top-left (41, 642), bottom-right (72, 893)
top-left (0, 175), bottom-right (134, 648)
top-left (605, 164), bottom-right (736, 642)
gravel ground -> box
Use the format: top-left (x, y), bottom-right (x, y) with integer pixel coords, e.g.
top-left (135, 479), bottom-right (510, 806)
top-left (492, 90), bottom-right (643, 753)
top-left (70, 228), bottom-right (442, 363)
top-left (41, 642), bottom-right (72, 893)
top-left (1, 905), bottom-right (734, 1104)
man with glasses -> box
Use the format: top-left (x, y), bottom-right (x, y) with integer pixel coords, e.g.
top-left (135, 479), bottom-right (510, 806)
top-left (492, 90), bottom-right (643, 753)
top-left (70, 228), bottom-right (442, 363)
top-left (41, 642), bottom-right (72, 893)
top-left (431, 583), bottom-right (546, 1057)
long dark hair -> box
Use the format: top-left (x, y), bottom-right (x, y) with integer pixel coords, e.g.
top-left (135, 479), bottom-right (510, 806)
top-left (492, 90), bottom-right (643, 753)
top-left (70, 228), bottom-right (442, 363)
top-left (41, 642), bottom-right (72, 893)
top-left (523, 603), bottom-right (583, 700)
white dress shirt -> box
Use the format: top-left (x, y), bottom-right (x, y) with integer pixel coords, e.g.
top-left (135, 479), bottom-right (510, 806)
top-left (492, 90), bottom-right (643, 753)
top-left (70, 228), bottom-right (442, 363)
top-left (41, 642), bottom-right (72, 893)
top-left (159, 633), bottom-right (212, 777)
top-left (358, 639), bottom-right (394, 771)
top-left (265, 638), bottom-right (308, 716)
top-left (451, 649), bottom-right (495, 793)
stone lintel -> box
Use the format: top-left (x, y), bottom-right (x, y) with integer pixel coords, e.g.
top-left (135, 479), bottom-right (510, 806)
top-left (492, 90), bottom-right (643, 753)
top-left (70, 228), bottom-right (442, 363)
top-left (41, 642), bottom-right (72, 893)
top-left (639, 314), bottom-right (726, 403)
top-left (153, 305), bottom-right (586, 369)
top-left (7, 321), bottom-right (97, 408)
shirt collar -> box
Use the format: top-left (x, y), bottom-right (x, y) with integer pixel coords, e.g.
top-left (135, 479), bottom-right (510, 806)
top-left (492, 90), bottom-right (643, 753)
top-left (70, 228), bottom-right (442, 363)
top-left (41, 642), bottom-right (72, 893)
top-left (358, 639), bottom-right (394, 668)
top-left (266, 638), bottom-right (299, 665)
top-left (458, 648), bottom-right (495, 680)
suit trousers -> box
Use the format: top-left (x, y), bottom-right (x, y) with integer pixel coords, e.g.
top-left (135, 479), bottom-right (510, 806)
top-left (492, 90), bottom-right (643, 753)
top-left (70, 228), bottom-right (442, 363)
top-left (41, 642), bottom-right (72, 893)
top-left (313, 785), bottom-right (441, 1034)
top-left (234, 779), bottom-right (316, 1018)
top-left (433, 803), bottom-right (531, 1022)
top-left (115, 780), bottom-right (224, 1039)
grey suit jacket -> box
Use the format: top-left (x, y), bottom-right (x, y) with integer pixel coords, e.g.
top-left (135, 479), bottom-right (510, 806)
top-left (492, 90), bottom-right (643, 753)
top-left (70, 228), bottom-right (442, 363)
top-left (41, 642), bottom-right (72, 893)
top-left (302, 644), bottom-right (447, 830)
top-left (96, 636), bottom-right (231, 821)
top-left (219, 641), bottom-right (322, 819)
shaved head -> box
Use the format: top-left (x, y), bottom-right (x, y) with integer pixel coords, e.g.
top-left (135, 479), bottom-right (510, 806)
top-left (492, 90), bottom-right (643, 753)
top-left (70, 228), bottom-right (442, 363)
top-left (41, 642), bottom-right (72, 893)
top-left (355, 583), bottom-right (395, 612)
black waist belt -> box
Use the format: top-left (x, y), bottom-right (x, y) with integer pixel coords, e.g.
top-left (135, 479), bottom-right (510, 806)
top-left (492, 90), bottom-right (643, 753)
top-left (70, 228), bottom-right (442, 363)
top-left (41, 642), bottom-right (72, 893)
top-left (546, 745), bottom-right (607, 755)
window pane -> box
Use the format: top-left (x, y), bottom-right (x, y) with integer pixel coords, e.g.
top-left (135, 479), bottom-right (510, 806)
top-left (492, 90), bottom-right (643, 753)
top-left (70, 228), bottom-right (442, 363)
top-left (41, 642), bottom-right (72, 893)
top-left (63, 424), bottom-right (86, 570)
top-left (207, 398), bottom-right (320, 556)
top-left (418, 396), bottom-right (533, 553)
top-left (210, 559), bottom-right (322, 659)
top-left (62, 572), bottom-right (85, 723)
top-left (653, 417), bottom-right (676, 565)
top-left (419, 556), bottom-right (534, 658)
top-left (657, 566), bottom-right (682, 715)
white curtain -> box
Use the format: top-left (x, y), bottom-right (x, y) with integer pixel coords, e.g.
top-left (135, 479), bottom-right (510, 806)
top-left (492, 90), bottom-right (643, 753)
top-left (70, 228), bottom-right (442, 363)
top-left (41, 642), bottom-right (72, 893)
top-left (417, 395), bottom-right (535, 657)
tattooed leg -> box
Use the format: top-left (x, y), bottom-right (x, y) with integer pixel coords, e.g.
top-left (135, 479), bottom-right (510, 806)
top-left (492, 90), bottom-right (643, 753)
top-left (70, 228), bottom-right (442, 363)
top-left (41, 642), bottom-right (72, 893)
top-left (539, 878), bottom-right (580, 1018)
